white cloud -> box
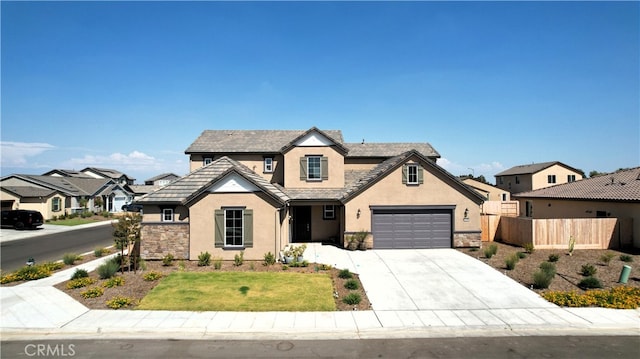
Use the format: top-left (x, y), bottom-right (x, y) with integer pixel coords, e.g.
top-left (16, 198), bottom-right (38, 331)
top-left (64, 151), bottom-right (159, 170)
top-left (0, 141), bottom-right (56, 166)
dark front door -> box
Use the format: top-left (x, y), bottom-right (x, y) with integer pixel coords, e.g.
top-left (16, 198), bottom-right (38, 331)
top-left (292, 206), bottom-right (311, 242)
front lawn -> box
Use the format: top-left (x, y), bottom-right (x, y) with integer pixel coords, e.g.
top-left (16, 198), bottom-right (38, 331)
top-left (137, 271), bottom-right (336, 311)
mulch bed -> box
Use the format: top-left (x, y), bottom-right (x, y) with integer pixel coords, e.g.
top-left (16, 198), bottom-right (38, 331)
top-left (457, 241), bottom-right (640, 294)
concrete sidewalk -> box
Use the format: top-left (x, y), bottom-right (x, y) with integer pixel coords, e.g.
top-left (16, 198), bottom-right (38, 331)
top-left (1, 244), bottom-right (639, 341)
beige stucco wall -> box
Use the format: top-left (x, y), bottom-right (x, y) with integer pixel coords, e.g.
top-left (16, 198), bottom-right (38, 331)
top-left (344, 158), bottom-right (384, 172)
top-left (532, 166), bottom-right (583, 191)
top-left (343, 158), bottom-right (481, 240)
top-left (310, 204), bottom-right (342, 242)
top-left (283, 146), bottom-right (345, 188)
top-left (463, 179), bottom-right (510, 201)
top-left (188, 192), bottom-right (286, 260)
top-left (516, 198), bottom-right (639, 248)
top-left (189, 154), bottom-right (285, 185)
top-left (0, 190), bottom-right (19, 209)
top-left (142, 205), bottom-right (190, 223)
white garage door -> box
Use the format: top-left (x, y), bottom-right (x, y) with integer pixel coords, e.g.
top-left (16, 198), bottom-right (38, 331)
top-left (372, 207), bottom-right (452, 249)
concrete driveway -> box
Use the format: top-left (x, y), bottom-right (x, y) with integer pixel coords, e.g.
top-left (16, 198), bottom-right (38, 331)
top-left (309, 245), bottom-right (555, 311)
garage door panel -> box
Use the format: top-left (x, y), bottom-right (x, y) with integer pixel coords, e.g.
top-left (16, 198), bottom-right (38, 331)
top-left (373, 209), bottom-right (452, 249)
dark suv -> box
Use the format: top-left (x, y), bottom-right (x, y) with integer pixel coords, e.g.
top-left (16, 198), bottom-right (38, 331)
top-left (121, 203), bottom-right (143, 212)
top-left (1, 210), bottom-right (44, 230)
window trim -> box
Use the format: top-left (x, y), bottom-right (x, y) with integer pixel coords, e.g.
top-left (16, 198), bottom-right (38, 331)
top-left (224, 208), bottom-right (244, 247)
top-left (52, 197), bottom-right (61, 212)
top-left (264, 157), bottom-right (274, 173)
top-left (162, 208), bottom-right (174, 222)
top-left (548, 175), bottom-right (557, 184)
top-left (568, 174), bottom-right (576, 183)
top-left (407, 164), bottom-right (419, 185)
top-left (204, 157), bottom-right (213, 166)
top-left (307, 156), bottom-right (322, 181)
top-left (323, 205), bottom-right (336, 220)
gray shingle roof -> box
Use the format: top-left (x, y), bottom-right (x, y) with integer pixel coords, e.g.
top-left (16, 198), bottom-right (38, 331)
top-left (145, 173), bottom-right (179, 182)
top-left (2, 186), bottom-right (56, 198)
top-left (8, 175), bottom-right (112, 196)
top-left (345, 142), bottom-right (440, 158)
top-left (495, 161), bottom-right (580, 176)
top-left (513, 167), bottom-right (640, 202)
top-left (137, 157), bottom-right (289, 205)
top-left (185, 129), bottom-right (344, 154)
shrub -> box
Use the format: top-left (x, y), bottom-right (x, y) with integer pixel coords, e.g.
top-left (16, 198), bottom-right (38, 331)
top-left (94, 247), bottom-right (108, 257)
top-left (67, 277), bottom-right (96, 289)
top-left (600, 252), bottom-right (615, 265)
top-left (63, 253), bottom-right (81, 265)
top-left (539, 262), bottom-right (557, 277)
top-left (213, 257), bottom-right (223, 270)
top-left (81, 287), bottom-right (104, 298)
top-left (533, 262), bottom-right (556, 289)
top-left (41, 261), bottom-right (64, 271)
top-left (580, 264), bottom-right (597, 277)
top-left (548, 254), bottom-right (560, 262)
top-left (578, 276), bottom-right (603, 289)
top-left (143, 272), bottom-right (163, 281)
top-left (543, 287), bottom-right (640, 309)
top-left (106, 296), bottom-right (134, 309)
top-left (234, 251), bottom-right (244, 266)
top-left (505, 253), bottom-right (519, 270)
top-left (344, 279), bottom-right (359, 290)
top-left (517, 252), bottom-right (527, 259)
top-left (281, 265), bottom-right (289, 270)
top-left (103, 276), bottom-right (125, 288)
top-left (338, 269), bottom-right (353, 279)
top-left (263, 252), bottom-right (276, 266)
top-left (70, 268), bottom-right (89, 280)
top-left (620, 254), bottom-right (633, 263)
top-left (162, 254), bottom-right (175, 266)
top-left (198, 251), bottom-right (211, 267)
top-left (342, 293), bottom-right (362, 305)
top-left (523, 242), bottom-right (535, 254)
top-left (483, 244), bottom-right (498, 259)
top-left (15, 265), bottom-right (52, 281)
top-left (249, 262), bottom-right (256, 271)
top-left (97, 261), bottom-right (119, 279)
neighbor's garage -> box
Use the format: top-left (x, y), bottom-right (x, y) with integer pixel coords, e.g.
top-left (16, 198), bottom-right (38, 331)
top-left (371, 206), bottom-right (453, 249)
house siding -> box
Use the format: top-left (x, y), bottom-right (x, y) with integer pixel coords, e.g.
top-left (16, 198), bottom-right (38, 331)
top-left (284, 146), bottom-right (345, 188)
top-left (532, 166), bottom-right (583, 191)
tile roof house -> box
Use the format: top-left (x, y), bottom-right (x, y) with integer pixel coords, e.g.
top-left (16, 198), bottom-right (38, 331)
top-left (513, 167), bottom-right (640, 247)
top-left (138, 127), bottom-right (484, 261)
top-left (144, 173), bottom-right (180, 186)
top-left (80, 167), bottom-right (136, 185)
top-left (495, 161), bottom-right (584, 194)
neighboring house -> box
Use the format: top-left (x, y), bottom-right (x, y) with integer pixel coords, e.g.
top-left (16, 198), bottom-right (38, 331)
top-left (80, 167), bottom-right (136, 185)
top-left (138, 127), bottom-right (484, 261)
top-left (462, 178), bottom-right (511, 201)
top-left (0, 173), bottom-right (134, 217)
top-left (129, 185), bottom-right (162, 201)
top-left (513, 167), bottom-right (640, 247)
top-left (145, 173), bottom-right (180, 186)
top-left (495, 161), bottom-right (583, 194)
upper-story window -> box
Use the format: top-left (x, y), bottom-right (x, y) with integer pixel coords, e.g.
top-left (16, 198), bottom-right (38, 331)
top-left (548, 175), bottom-right (557, 184)
top-left (300, 156), bottom-right (328, 181)
top-left (568, 174), bottom-right (576, 183)
top-left (402, 163), bottom-right (423, 185)
top-left (162, 208), bottom-right (174, 222)
top-left (204, 158), bottom-right (213, 166)
top-left (515, 176), bottom-right (520, 184)
top-left (264, 157), bottom-right (274, 173)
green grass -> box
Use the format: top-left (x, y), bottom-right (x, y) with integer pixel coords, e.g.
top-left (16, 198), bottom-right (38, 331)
top-left (137, 272), bottom-right (336, 311)
top-left (49, 218), bottom-right (108, 226)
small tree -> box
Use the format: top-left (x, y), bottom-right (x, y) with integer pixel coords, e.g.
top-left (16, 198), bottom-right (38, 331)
top-left (112, 213), bottom-right (142, 274)
top-left (94, 196), bottom-right (104, 211)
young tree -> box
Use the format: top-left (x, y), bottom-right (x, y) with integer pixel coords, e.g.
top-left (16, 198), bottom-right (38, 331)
top-left (112, 213), bottom-right (142, 274)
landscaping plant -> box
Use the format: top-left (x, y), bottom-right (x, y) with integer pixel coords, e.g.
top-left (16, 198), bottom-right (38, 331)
top-left (198, 251), bottom-right (211, 266)
top-left (344, 279), bottom-right (359, 290)
top-left (483, 244), bottom-right (498, 259)
top-left (263, 252), bottom-right (276, 266)
top-left (568, 236), bottom-right (576, 256)
top-left (342, 293), bottom-right (362, 305)
top-left (62, 253), bottom-right (81, 265)
top-left (548, 253), bottom-right (560, 262)
top-left (338, 269), bottom-right (353, 279)
top-left (619, 254), bottom-right (633, 263)
top-left (599, 252), bottom-right (615, 266)
top-left (162, 253), bottom-right (175, 266)
top-left (578, 276), bottom-right (603, 289)
top-left (97, 261), bottom-right (119, 279)
top-left (70, 268), bottom-right (89, 280)
top-left (81, 287), bottom-right (104, 299)
top-left (505, 253), bottom-right (519, 270)
top-left (580, 264), bottom-right (597, 277)
top-left (234, 251), bottom-right (244, 266)
top-left (532, 262), bottom-right (556, 289)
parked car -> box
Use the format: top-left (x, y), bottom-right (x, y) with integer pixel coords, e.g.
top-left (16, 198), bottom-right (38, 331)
top-left (1, 210), bottom-right (44, 230)
top-left (121, 203), bottom-right (143, 212)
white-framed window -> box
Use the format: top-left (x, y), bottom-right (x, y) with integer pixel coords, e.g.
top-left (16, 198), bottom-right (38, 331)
top-left (162, 208), bottom-right (174, 222)
top-left (307, 156), bottom-right (322, 180)
top-left (264, 157), bottom-right (274, 173)
top-left (52, 197), bottom-right (61, 212)
top-left (548, 175), bottom-right (557, 184)
top-left (225, 209), bottom-right (244, 247)
top-left (323, 205), bottom-right (336, 220)
top-left (204, 157), bottom-right (213, 166)
top-left (407, 165), bottom-right (419, 184)
top-left (568, 174), bottom-right (576, 183)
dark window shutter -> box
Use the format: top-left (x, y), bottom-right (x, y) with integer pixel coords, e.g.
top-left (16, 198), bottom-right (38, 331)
top-left (300, 157), bottom-right (307, 180)
top-left (321, 157), bottom-right (328, 180)
top-left (402, 164), bottom-right (408, 184)
top-left (418, 166), bottom-right (424, 184)
top-left (244, 209), bottom-right (253, 248)
top-left (214, 210), bottom-right (224, 248)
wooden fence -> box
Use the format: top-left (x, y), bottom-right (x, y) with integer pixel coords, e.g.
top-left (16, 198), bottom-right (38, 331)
top-left (481, 201), bottom-right (519, 216)
top-left (495, 217), bottom-right (633, 249)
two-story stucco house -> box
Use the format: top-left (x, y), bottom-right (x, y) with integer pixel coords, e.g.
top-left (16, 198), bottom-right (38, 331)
top-left (494, 161), bottom-right (583, 195)
top-left (137, 127), bottom-right (484, 261)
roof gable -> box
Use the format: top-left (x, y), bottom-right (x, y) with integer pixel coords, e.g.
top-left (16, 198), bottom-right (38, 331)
top-left (208, 173), bottom-right (261, 193)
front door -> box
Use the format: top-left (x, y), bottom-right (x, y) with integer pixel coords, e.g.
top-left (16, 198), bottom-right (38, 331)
top-left (292, 206), bottom-right (311, 242)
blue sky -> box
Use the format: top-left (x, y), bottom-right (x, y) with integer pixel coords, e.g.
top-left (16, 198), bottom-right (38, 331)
top-left (2, 1), bottom-right (638, 183)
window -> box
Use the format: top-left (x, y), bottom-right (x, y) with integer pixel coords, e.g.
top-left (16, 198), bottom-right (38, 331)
top-left (52, 197), bottom-right (61, 212)
top-left (323, 205), bottom-right (336, 220)
top-left (225, 209), bottom-right (243, 246)
top-left (307, 156), bottom-right (321, 180)
top-left (402, 163), bottom-right (423, 185)
top-left (525, 201), bottom-right (533, 217)
top-left (215, 208), bottom-right (253, 248)
top-left (501, 193), bottom-right (507, 201)
top-left (499, 177), bottom-right (504, 185)
top-left (568, 174), bottom-right (576, 183)
top-left (300, 156), bottom-right (328, 181)
top-left (204, 158), bottom-right (213, 166)
top-left (515, 176), bottom-right (520, 184)
top-left (162, 208), bottom-right (174, 222)
top-left (264, 157), bottom-right (274, 173)
top-left (548, 175), bottom-right (557, 184)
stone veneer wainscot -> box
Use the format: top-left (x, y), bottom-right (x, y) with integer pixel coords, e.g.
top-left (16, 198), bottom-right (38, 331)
top-left (141, 223), bottom-right (189, 260)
